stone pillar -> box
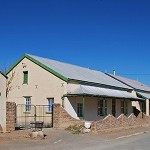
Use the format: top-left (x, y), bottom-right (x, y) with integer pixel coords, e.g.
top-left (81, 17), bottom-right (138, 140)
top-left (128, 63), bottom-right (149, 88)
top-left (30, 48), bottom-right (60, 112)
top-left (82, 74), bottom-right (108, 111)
top-left (6, 102), bottom-right (16, 132)
top-left (146, 99), bottom-right (149, 116)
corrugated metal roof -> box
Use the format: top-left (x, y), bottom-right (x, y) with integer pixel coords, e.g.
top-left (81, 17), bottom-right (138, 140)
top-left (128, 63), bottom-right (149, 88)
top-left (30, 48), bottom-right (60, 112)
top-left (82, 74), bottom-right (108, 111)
top-left (28, 54), bottom-right (132, 89)
top-left (106, 74), bottom-right (150, 92)
top-left (67, 84), bottom-right (142, 100)
top-left (137, 92), bottom-right (150, 99)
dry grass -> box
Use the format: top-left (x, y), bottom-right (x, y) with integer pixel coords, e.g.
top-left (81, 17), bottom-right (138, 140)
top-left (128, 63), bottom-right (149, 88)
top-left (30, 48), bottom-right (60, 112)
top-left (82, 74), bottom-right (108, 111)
top-left (65, 124), bottom-right (84, 134)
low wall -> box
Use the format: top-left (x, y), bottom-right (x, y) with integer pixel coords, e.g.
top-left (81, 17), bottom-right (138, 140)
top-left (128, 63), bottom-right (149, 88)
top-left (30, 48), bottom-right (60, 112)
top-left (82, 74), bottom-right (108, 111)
top-left (92, 113), bottom-right (150, 132)
top-left (53, 104), bottom-right (84, 129)
top-left (6, 102), bottom-right (16, 132)
top-left (53, 103), bottom-right (150, 131)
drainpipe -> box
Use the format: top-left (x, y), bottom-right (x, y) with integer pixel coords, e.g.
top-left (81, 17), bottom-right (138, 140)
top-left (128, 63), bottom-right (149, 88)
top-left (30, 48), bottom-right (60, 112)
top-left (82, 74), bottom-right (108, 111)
top-left (61, 96), bottom-right (65, 108)
top-left (82, 96), bottom-right (85, 120)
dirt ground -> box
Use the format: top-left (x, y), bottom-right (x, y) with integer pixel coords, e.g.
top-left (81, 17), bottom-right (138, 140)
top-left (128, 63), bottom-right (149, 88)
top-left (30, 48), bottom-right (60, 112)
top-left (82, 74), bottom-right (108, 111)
top-left (0, 125), bottom-right (150, 149)
top-left (95, 125), bottom-right (150, 139)
top-left (1, 125), bottom-right (150, 142)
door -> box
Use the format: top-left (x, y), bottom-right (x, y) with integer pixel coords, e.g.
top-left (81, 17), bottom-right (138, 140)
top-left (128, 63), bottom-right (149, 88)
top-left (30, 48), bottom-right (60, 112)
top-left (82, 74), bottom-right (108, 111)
top-left (112, 99), bottom-right (116, 117)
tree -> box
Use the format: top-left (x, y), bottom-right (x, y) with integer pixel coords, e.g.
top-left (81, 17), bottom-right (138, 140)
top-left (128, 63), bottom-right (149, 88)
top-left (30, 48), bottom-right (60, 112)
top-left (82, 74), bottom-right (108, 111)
top-left (6, 70), bottom-right (15, 98)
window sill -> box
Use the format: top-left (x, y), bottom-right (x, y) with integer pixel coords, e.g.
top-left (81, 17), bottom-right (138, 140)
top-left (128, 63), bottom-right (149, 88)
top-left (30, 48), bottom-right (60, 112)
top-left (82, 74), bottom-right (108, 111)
top-left (46, 112), bottom-right (52, 114)
top-left (23, 112), bottom-right (31, 114)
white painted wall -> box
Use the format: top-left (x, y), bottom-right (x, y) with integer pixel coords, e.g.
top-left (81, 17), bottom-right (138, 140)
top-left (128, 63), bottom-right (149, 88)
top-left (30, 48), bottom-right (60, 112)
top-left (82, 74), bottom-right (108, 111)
top-left (64, 96), bottom-right (79, 119)
top-left (6, 58), bottom-right (136, 122)
top-left (0, 73), bottom-right (6, 132)
top-left (65, 96), bottom-right (133, 121)
top-left (7, 58), bottom-right (67, 106)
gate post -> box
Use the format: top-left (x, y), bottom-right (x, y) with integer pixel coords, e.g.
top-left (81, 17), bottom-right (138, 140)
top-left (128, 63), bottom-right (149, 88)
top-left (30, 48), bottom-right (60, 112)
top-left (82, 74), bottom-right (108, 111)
top-left (34, 105), bottom-right (37, 122)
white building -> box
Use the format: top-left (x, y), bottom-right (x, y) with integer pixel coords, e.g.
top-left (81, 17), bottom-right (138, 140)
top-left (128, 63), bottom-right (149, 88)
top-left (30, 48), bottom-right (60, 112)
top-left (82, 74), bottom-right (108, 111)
top-left (0, 71), bottom-right (7, 132)
top-left (6, 54), bottom-right (143, 127)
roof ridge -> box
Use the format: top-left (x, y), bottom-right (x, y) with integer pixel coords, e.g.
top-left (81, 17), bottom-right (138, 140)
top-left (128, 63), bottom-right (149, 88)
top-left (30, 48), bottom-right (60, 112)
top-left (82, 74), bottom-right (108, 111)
top-left (6, 54), bottom-right (132, 90)
top-left (106, 73), bottom-right (150, 92)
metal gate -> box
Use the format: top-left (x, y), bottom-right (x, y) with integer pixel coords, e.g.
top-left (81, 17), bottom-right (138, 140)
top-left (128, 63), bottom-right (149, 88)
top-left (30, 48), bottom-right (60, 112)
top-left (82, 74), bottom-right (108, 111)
top-left (15, 104), bottom-right (53, 129)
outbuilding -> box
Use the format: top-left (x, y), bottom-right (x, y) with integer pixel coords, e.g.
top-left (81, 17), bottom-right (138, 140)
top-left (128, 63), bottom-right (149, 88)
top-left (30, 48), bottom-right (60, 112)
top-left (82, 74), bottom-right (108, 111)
top-left (0, 71), bottom-right (7, 132)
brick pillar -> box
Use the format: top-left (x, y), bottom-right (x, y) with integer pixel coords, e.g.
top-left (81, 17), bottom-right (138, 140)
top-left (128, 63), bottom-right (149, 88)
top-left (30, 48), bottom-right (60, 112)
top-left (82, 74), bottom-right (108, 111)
top-left (53, 104), bottom-right (61, 128)
top-left (6, 102), bottom-right (16, 132)
top-left (53, 103), bottom-right (84, 129)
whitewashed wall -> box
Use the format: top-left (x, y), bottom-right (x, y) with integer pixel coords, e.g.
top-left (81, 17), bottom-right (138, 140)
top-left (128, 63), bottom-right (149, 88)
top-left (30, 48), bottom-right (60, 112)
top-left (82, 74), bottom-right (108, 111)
top-left (65, 96), bottom-right (133, 121)
top-left (7, 58), bottom-right (67, 106)
top-left (0, 73), bottom-right (6, 132)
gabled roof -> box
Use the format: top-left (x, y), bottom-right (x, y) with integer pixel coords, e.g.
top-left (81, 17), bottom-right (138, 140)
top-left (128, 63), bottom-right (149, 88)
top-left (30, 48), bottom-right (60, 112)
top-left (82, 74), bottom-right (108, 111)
top-left (106, 73), bottom-right (150, 92)
top-left (0, 71), bottom-right (8, 79)
top-left (7, 54), bottom-right (132, 90)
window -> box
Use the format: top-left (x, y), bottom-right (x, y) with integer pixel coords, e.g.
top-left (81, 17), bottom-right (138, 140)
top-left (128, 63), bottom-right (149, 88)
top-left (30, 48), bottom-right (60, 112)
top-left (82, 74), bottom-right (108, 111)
top-left (23, 71), bottom-right (28, 84)
top-left (77, 103), bottom-right (83, 117)
top-left (25, 97), bottom-right (31, 112)
top-left (47, 98), bottom-right (54, 113)
top-left (97, 98), bottom-right (107, 116)
top-left (121, 100), bottom-right (128, 115)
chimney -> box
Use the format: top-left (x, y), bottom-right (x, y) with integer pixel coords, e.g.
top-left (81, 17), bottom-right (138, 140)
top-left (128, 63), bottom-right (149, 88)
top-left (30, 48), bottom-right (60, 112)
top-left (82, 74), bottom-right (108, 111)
top-left (113, 70), bottom-right (116, 76)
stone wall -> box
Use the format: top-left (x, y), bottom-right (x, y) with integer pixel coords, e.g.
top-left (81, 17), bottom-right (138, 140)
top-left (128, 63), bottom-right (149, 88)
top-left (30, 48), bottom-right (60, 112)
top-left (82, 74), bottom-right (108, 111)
top-left (92, 113), bottom-right (150, 132)
top-left (53, 103), bottom-right (84, 129)
top-left (53, 103), bottom-right (150, 132)
top-left (6, 102), bottom-right (16, 132)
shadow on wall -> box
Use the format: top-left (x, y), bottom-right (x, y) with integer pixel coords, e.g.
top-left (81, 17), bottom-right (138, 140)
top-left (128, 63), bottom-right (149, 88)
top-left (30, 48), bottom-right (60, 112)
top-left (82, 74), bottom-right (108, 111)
top-left (133, 106), bottom-right (141, 117)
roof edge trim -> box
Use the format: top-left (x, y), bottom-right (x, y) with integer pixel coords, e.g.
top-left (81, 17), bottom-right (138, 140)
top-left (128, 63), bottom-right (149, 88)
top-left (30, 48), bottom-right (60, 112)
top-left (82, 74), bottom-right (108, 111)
top-left (68, 78), bottom-right (132, 91)
top-left (0, 71), bottom-right (8, 79)
top-left (6, 54), bottom-right (68, 82)
top-left (63, 94), bottom-right (143, 100)
top-left (136, 92), bottom-right (147, 100)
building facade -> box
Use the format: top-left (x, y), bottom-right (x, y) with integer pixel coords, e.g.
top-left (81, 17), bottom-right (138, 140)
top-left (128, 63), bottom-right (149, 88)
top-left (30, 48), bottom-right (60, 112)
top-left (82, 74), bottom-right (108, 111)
top-left (6, 54), bottom-right (143, 127)
top-left (0, 71), bottom-right (7, 132)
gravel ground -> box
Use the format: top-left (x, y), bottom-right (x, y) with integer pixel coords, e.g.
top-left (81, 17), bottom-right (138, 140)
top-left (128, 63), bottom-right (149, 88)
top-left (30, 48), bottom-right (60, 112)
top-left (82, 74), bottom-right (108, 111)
top-left (95, 125), bottom-right (150, 139)
top-left (0, 125), bottom-right (150, 148)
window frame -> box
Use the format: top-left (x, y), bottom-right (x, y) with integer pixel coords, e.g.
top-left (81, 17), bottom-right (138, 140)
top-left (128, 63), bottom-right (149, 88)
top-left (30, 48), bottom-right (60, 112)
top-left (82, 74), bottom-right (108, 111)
top-left (120, 100), bottom-right (128, 115)
top-left (77, 103), bottom-right (83, 117)
top-left (47, 98), bottom-right (54, 113)
top-left (23, 71), bottom-right (28, 84)
top-left (97, 97), bottom-right (107, 116)
top-left (25, 97), bottom-right (31, 112)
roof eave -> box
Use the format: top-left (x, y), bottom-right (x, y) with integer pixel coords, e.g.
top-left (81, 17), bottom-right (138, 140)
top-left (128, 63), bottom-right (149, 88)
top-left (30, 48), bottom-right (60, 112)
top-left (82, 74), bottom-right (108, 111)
top-left (67, 78), bottom-right (132, 91)
top-left (63, 93), bottom-right (143, 100)
top-left (6, 54), bottom-right (68, 82)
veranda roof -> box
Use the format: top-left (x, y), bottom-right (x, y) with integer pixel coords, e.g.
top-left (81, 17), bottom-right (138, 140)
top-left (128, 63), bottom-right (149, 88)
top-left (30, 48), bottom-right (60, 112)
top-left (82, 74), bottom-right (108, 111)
top-left (137, 92), bottom-right (150, 99)
top-left (66, 84), bottom-right (143, 100)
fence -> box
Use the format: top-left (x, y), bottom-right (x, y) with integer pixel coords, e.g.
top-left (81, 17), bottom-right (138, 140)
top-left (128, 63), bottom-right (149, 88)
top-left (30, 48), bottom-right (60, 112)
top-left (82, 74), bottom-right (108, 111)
top-left (16, 104), bottom-right (53, 129)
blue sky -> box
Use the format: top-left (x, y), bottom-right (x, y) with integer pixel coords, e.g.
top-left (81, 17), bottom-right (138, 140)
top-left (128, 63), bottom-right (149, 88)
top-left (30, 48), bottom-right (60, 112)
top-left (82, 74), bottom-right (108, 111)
top-left (0, 0), bottom-right (150, 85)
